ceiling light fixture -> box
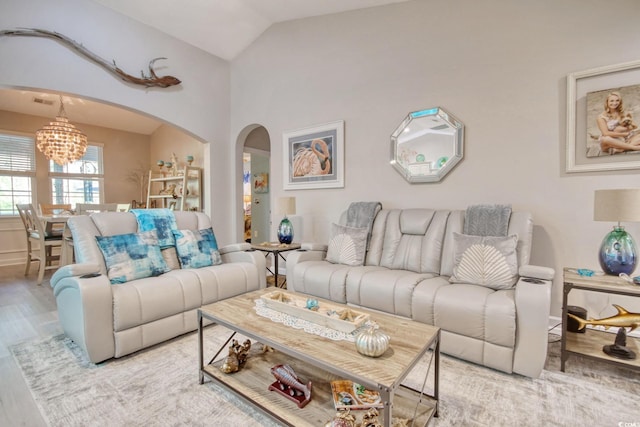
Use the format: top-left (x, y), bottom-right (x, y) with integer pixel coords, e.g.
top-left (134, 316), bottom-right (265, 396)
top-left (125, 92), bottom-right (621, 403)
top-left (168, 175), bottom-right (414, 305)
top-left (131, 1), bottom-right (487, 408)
top-left (35, 95), bottom-right (88, 165)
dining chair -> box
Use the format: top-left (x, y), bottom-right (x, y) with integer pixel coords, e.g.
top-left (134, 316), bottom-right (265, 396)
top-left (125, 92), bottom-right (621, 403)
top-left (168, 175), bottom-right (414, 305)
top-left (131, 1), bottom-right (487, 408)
top-left (16, 203), bottom-right (63, 285)
top-left (76, 203), bottom-right (118, 214)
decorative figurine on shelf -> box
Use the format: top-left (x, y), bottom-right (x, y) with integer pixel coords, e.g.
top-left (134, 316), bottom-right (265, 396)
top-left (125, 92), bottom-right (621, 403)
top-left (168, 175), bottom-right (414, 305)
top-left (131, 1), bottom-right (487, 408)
top-left (568, 304), bottom-right (640, 360)
top-left (360, 408), bottom-right (382, 427)
top-left (324, 409), bottom-right (356, 427)
top-left (269, 364), bottom-right (312, 408)
top-left (159, 183), bottom-right (177, 196)
top-left (220, 339), bottom-right (251, 374)
top-left (604, 327), bottom-right (636, 360)
top-left (170, 152), bottom-right (179, 176)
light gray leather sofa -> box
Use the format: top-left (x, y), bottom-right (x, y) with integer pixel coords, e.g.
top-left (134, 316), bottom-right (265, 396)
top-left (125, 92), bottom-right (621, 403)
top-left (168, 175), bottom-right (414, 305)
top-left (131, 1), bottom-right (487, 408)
top-left (286, 208), bottom-right (553, 378)
top-left (50, 211), bottom-right (266, 363)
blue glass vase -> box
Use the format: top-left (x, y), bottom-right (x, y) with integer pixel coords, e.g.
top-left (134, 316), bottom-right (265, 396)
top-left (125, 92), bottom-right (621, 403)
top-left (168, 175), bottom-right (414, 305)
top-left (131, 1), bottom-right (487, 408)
top-left (598, 226), bottom-right (637, 276)
top-left (277, 217), bottom-right (294, 244)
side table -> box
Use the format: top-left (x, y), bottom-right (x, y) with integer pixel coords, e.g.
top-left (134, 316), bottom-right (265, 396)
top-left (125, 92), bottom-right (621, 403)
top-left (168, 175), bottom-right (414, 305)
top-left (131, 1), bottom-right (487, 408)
top-left (562, 267), bottom-right (640, 372)
top-left (250, 242), bottom-right (301, 288)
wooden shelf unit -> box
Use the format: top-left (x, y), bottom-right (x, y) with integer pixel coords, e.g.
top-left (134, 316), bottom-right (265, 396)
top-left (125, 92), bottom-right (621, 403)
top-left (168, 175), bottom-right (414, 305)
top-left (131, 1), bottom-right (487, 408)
top-left (561, 268), bottom-right (640, 372)
top-left (146, 166), bottom-right (202, 211)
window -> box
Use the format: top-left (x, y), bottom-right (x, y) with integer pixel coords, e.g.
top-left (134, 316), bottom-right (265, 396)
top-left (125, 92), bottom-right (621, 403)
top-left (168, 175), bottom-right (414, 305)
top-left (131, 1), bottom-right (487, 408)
top-left (0, 132), bottom-right (36, 216)
top-left (49, 144), bottom-right (104, 208)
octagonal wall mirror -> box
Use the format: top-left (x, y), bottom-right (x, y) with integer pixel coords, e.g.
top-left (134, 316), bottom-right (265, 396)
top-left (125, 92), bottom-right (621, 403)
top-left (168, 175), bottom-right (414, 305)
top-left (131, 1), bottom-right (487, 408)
top-left (390, 107), bottom-right (464, 183)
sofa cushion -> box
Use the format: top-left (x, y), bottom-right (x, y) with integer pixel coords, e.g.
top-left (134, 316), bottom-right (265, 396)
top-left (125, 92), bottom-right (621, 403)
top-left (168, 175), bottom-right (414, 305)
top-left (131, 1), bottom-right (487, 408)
top-left (450, 233), bottom-right (518, 289)
top-left (326, 223), bottom-right (368, 266)
top-left (173, 228), bottom-right (222, 269)
top-left (95, 230), bottom-right (170, 284)
top-left (111, 269), bottom-right (203, 331)
top-left (131, 208), bottom-right (178, 249)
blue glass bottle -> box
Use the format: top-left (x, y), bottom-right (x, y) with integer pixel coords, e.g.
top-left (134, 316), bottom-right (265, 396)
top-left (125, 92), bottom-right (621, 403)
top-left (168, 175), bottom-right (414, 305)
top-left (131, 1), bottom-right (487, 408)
top-left (277, 217), bottom-right (293, 244)
top-left (598, 226), bottom-right (637, 275)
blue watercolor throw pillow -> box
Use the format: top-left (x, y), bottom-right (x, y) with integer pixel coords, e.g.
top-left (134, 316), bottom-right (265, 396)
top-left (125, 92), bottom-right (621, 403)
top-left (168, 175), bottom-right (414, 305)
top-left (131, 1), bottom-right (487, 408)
top-left (130, 208), bottom-right (178, 249)
top-left (173, 228), bottom-right (222, 269)
top-left (96, 230), bottom-right (170, 284)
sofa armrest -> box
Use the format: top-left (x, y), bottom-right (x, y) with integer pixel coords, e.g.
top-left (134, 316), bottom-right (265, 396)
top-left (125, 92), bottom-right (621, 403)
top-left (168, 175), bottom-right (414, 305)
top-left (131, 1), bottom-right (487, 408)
top-left (519, 265), bottom-right (555, 281)
top-left (512, 266), bottom-right (553, 378)
top-left (219, 244), bottom-right (267, 288)
top-left (50, 270), bottom-right (115, 363)
top-left (285, 246), bottom-right (328, 291)
top-left (50, 263), bottom-right (102, 288)
top-left (300, 243), bottom-right (328, 252)
top-left (287, 245), bottom-right (327, 268)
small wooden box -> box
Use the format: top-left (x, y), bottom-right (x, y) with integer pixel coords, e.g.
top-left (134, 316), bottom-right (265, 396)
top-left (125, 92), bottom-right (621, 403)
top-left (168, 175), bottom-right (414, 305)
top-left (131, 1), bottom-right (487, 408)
top-left (260, 291), bottom-right (369, 333)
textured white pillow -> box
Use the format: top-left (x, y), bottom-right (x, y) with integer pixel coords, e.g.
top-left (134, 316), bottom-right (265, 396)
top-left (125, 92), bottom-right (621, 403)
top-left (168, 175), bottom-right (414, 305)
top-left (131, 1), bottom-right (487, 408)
top-left (326, 223), bottom-right (368, 266)
top-left (450, 232), bottom-right (518, 290)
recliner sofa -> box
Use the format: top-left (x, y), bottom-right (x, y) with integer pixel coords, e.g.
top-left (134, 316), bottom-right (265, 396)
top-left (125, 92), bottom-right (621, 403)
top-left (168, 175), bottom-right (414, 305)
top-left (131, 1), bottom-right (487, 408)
top-left (286, 208), bottom-right (553, 378)
top-left (50, 210), bottom-right (266, 363)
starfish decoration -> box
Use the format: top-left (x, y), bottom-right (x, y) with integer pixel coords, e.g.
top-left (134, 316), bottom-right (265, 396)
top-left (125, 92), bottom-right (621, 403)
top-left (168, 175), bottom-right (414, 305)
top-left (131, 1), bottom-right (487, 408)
top-left (339, 308), bottom-right (356, 322)
top-left (269, 292), bottom-right (289, 303)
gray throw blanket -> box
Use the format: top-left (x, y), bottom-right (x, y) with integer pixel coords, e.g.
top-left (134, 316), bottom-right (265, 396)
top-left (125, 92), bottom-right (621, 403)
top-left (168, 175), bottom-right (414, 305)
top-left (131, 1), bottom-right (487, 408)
top-left (345, 201), bottom-right (382, 249)
top-left (463, 204), bottom-right (512, 237)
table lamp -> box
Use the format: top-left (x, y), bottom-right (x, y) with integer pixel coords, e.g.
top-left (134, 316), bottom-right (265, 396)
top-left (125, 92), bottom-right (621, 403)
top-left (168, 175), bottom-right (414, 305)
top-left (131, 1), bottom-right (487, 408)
top-left (594, 189), bottom-right (640, 275)
top-left (277, 197), bottom-right (296, 244)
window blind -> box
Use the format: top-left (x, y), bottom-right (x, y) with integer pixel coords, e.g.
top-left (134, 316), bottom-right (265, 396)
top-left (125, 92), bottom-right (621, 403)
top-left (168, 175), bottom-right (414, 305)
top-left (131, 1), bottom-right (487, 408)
top-left (0, 133), bottom-right (36, 173)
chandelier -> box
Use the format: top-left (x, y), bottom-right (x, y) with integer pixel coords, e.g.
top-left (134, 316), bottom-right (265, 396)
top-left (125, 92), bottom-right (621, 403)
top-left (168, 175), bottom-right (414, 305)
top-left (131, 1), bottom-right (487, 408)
top-left (36, 96), bottom-right (88, 165)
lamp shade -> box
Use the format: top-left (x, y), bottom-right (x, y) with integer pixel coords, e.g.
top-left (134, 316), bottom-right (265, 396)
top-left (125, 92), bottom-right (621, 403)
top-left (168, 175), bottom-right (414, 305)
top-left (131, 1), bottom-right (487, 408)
top-left (594, 189), bottom-right (640, 222)
top-left (278, 197), bottom-right (296, 216)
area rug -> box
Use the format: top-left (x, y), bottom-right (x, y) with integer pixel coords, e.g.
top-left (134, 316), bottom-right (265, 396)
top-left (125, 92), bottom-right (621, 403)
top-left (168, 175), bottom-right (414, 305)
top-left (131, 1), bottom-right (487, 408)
top-left (11, 327), bottom-right (640, 427)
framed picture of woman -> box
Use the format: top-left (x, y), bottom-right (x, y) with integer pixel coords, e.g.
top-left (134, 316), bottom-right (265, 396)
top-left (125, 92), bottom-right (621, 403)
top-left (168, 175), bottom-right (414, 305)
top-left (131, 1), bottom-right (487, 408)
top-left (566, 59), bottom-right (640, 173)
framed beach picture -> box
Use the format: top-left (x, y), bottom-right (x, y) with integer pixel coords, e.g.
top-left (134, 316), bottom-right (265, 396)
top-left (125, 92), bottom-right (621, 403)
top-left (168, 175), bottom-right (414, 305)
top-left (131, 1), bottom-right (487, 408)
top-left (566, 59), bottom-right (640, 173)
top-left (283, 120), bottom-right (344, 190)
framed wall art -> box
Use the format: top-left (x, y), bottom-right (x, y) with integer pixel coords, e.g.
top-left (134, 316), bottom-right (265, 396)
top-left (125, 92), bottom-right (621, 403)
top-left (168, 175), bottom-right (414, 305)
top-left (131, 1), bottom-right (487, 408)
top-left (566, 59), bottom-right (640, 173)
top-left (283, 120), bottom-right (344, 190)
top-left (253, 172), bottom-right (269, 193)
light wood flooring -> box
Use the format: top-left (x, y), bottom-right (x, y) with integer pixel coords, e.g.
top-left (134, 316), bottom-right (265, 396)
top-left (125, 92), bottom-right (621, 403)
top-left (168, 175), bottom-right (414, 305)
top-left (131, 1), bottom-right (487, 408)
top-left (0, 264), bottom-right (60, 427)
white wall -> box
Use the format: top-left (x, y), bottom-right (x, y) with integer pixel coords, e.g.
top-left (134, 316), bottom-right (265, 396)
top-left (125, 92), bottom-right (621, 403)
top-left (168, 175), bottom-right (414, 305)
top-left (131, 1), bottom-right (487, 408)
top-left (230, 0), bottom-right (640, 317)
top-left (0, 0), bottom-right (232, 243)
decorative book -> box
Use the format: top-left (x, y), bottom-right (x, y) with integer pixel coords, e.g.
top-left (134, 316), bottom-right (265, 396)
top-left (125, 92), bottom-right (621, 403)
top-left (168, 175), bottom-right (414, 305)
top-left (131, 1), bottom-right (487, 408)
top-left (330, 380), bottom-right (383, 410)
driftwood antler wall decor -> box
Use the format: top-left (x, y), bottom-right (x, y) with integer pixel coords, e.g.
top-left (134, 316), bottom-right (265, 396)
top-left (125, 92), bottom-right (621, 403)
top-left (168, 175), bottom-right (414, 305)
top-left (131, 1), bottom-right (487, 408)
top-left (0, 28), bottom-right (181, 88)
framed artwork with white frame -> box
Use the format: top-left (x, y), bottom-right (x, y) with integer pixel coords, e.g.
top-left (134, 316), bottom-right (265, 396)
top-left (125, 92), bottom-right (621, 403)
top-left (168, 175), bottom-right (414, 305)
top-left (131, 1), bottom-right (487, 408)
top-left (283, 120), bottom-right (344, 190)
top-left (566, 59), bottom-right (640, 173)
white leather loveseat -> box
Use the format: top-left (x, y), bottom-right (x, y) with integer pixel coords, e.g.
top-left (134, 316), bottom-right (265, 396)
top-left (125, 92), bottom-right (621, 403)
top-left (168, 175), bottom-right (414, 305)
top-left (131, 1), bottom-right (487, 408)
top-left (286, 208), bottom-right (553, 378)
top-left (50, 211), bottom-right (266, 363)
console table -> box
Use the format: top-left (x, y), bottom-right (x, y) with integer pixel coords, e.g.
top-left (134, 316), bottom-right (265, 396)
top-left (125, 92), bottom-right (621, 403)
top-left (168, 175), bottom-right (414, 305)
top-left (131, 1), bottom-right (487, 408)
top-left (562, 268), bottom-right (640, 372)
top-left (251, 242), bottom-right (301, 288)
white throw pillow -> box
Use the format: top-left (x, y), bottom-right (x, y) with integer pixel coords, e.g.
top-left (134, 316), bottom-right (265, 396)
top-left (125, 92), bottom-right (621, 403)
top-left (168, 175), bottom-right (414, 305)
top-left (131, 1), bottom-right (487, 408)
top-left (326, 223), bottom-right (368, 266)
top-left (449, 232), bottom-right (518, 290)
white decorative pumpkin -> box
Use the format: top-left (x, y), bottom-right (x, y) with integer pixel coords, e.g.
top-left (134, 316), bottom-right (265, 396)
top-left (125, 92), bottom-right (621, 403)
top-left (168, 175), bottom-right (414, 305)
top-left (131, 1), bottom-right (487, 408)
top-left (355, 324), bottom-right (390, 357)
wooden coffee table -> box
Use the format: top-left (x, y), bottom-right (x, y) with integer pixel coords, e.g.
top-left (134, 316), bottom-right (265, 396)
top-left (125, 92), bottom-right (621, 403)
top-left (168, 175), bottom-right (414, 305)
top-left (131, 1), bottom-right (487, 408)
top-left (198, 288), bottom-right (439, 426)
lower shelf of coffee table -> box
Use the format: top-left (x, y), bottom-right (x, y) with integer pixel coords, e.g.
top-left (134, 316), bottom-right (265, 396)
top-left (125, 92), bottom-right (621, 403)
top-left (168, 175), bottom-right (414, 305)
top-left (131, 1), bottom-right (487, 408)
top-left (201, 345), bottom-right (436, 427)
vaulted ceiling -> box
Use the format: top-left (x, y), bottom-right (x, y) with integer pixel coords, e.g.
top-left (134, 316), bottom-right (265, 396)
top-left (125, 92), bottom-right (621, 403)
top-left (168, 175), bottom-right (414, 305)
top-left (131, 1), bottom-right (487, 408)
top-left (2, 1), bottom-right (410, 134)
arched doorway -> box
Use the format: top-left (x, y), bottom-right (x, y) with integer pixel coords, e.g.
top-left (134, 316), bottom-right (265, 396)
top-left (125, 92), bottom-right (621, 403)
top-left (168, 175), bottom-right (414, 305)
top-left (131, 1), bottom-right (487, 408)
top-left (238, 125), bottom-right (271, 244)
